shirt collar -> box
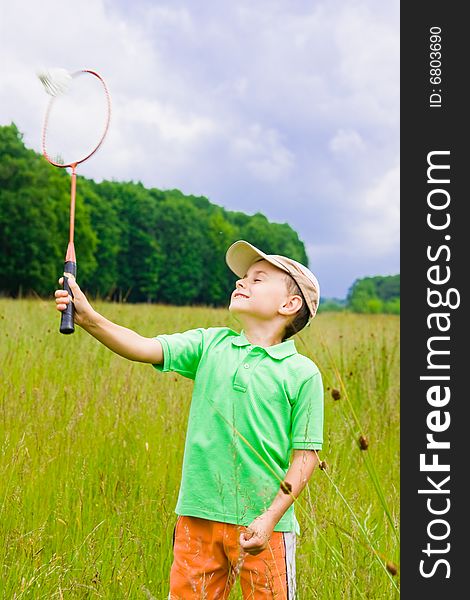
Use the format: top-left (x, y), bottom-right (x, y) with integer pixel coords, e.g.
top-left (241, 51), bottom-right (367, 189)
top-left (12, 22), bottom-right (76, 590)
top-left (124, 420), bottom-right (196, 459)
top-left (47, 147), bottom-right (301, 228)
top-left (231, 330), bottom-right (297, 360)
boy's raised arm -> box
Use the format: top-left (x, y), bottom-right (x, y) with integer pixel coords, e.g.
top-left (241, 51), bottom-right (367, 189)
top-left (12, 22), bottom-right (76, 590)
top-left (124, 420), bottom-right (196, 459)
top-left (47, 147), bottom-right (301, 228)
top-left (54, 276), bottom-right (163, 365)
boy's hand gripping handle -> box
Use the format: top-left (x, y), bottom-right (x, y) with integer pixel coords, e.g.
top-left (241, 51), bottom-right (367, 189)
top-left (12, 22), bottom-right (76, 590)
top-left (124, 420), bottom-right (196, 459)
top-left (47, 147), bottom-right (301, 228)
top-left (60, 260), bottom-right (77, 334)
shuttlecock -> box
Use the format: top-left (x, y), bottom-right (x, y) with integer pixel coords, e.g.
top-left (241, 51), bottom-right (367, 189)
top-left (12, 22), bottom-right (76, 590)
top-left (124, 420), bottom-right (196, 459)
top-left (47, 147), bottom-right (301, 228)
top-left (37, 68), bottom-right (72, 97)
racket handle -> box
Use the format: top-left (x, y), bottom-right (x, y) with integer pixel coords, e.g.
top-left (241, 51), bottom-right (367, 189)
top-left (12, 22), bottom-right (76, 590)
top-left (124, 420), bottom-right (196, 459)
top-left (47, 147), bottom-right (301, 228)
top-left (60, 260), bottom-right (77, 335)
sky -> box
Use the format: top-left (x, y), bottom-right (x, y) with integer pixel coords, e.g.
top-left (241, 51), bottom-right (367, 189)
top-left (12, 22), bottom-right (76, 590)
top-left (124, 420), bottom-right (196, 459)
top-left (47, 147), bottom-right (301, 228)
top-left (0, 0), bottom-right (399, 299)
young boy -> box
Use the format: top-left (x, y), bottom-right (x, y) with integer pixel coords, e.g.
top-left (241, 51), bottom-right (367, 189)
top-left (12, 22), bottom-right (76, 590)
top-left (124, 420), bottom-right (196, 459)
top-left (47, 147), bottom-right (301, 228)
top-left (54, 240), bottom-right (324, 599)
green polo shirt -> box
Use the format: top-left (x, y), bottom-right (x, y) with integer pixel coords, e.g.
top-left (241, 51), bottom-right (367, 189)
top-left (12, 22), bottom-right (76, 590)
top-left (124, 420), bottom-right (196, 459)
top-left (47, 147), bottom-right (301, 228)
top-left (153, 327), bottom-right (323, 533)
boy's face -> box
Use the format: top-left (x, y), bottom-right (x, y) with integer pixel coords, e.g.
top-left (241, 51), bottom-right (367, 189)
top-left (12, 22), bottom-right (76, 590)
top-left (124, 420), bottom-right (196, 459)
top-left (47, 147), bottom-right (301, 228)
top-left (229, 259), bottom-right (295, 322)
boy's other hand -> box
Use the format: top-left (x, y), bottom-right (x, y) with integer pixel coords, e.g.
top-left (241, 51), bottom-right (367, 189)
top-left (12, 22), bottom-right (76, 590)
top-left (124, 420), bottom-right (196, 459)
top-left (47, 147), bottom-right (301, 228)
top-left (239, 513), bottom-right (276, 556)
top-left (54, 276), bottom-right (94, 328)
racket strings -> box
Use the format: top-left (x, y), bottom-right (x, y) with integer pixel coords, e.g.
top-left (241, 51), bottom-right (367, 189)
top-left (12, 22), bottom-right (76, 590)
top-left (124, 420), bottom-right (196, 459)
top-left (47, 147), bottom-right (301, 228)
top-left (39, 69), bottom-right (111, 168)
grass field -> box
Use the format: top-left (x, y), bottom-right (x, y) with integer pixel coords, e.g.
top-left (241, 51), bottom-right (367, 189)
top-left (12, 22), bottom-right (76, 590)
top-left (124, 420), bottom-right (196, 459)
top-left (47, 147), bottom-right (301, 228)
top-left (0, 299), bottom-right (400, 599)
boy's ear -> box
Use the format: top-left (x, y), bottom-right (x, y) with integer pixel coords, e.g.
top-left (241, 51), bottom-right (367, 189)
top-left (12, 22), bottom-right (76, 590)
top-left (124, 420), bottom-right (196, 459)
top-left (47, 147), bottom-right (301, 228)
top-left (279, 294), bottom-right (303, 317)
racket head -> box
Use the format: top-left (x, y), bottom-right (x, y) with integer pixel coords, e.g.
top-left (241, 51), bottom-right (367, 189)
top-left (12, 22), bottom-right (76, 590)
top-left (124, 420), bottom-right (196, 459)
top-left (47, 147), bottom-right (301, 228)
top-left (40, 69), bottom-right (111, 169)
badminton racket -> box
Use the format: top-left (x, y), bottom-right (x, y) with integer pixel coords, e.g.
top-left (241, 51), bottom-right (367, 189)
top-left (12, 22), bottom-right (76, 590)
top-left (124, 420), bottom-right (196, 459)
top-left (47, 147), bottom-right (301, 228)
top-left (38, 68), bottom-right (111, 334)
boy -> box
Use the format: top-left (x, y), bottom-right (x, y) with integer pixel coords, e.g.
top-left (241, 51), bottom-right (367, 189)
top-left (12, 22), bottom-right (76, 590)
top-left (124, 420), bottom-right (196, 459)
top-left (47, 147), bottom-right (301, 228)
top-left (54, 240), bottom-right (324, 599)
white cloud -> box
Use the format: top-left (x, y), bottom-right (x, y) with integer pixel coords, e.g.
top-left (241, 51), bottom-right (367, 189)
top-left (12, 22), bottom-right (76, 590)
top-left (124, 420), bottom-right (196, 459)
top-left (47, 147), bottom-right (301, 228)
top-left (329, 128), bottom-right (366, 155)
top-left (335, 3), bottom-right (399, 124)
top-left (355, 164), bottom-right (400, 256)
top-left (122, 98), bottom-right (218, 144)
top-left (232, 125), bottom-right (295, 183)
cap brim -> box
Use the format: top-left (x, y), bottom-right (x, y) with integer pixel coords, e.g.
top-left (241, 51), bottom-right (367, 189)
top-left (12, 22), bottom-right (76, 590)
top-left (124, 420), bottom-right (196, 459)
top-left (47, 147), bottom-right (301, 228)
top-left (225, 240), bottom-right (287, 278)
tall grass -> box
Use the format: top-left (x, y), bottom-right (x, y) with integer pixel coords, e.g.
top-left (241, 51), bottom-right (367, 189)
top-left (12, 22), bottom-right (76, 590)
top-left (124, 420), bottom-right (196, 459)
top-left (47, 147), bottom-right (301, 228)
top-left (0, 299), bottom-right (399, 598)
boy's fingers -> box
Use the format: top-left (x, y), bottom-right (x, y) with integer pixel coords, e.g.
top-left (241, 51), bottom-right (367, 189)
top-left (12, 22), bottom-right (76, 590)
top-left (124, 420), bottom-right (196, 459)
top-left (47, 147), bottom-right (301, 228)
top-left (239, 530), bottom-right (255, 548)
top-left (240, 537), bottom-right (260, 552)
top-left (58, 275), bottom-right (80, 295)
top-left (65, 276), bottom-right (80, 293)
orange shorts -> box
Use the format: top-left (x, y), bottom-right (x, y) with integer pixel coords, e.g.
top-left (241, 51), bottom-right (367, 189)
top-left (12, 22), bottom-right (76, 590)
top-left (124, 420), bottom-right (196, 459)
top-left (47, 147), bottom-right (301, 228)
top-left (169, 516), bottom-right (296, 600)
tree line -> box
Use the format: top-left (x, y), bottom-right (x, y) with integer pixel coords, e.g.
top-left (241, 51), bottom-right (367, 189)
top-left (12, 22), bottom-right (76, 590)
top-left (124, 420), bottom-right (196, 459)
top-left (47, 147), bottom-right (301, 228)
top-left (347, 275), bottom-right (400, 314)
top-left (0, 123), bottom-right (399, 314)
top-left (0, 123), bottom-right (308, 305)
top-left (319, 276), bottom-right (400, 315)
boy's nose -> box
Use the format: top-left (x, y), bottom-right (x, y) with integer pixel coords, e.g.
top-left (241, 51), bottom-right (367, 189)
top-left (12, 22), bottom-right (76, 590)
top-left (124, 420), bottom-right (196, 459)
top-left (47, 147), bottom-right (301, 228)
top-left (236, 278), bottom-right (247, 288)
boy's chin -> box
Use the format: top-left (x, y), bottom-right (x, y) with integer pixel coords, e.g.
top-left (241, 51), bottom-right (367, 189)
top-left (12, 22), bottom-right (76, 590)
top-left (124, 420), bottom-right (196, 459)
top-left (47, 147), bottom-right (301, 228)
top-left (228, 304), bottom-right (251, 319)
top-left (229, 305), bottom-right (265, 322)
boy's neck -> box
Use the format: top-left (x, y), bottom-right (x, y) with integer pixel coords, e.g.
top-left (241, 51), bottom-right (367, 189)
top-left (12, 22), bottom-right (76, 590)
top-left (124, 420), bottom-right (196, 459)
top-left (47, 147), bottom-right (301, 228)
top-left (240, 319), bottom-right (286, 348)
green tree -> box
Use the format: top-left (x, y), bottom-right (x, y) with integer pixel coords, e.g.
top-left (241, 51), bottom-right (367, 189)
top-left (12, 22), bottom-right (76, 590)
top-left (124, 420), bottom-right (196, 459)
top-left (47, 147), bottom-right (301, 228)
top-left (347, 275), bottom-right (400, 314)
top-left (199, 209), bottom-right (238, 305)
top-left (111, 181), bottom-right (163, 302)
top-left (153, 196), bottom-right (206, 305)
top-left (79, 179), bottom-right (122, 298)
top-left (0, 124), bottom-right (96, 296)
top-left (384, 297), bottom-right (400, 315)
top-left (0, 123), bottom-right (312, 307)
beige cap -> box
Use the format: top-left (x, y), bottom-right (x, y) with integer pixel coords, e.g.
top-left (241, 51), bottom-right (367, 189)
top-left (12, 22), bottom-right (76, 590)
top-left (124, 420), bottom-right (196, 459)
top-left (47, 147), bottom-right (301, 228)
top-left (225, 240), bottom-right (320, 318)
